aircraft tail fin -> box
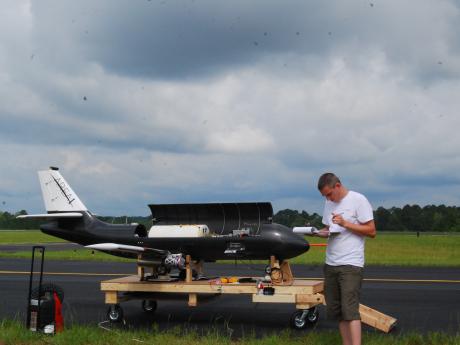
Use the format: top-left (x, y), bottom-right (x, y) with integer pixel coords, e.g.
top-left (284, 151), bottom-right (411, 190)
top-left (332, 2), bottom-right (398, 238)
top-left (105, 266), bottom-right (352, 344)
top-left (38, 167), bottom-right (88, 213)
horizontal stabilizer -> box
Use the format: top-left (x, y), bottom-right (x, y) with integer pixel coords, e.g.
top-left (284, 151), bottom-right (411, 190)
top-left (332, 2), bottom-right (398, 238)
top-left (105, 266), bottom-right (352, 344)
top-left (86, 243), bottom-right (168, 256)
top-left (17, 212), bottom-right (83, 219)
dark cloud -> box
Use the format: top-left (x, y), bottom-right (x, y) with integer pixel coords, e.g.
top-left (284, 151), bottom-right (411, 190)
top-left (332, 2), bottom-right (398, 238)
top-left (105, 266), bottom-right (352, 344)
top-left (28, 1), bottom-right (460, 82)
top-left (30, 1), bottom-right (346, 79)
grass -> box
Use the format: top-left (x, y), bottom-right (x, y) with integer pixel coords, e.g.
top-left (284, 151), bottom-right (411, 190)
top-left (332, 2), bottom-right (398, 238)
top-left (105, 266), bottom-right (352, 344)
top-left (1, 319), bottom-right (459, 345)
top-left (289, 233), bottom-right (460, 266)
top-left (0, 230), bottom-right (67, 244)
top-left (1, 231), bottom-right (459, 266)
top-left (0, 249), bottom-right (132, 262)
top-left (365, 233), bottom-right (460, 266)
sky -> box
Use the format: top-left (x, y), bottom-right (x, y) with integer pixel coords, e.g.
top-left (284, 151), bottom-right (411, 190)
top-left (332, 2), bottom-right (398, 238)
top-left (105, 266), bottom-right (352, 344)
top-left (1, 0), bottom-right (460, 216)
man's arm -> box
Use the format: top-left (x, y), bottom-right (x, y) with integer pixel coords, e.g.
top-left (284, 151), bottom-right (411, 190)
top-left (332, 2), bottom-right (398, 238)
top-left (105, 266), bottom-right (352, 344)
top-left (315, 226), bottom-right (330, 238)
top-left (332, 214), bottom-right (376, 238)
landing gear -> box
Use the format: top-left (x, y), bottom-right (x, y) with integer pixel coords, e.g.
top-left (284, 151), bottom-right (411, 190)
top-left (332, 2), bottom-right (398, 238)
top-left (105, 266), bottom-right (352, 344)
top-left (107, 304), bottom-right (123, 323)
top-left (178, 269), bottom-right (198, 281)
top-left (290, 307), bottom-right (319, 329)
top-left (142, 300), bottom-right (157, 313)
top-left (156, 264), bottom-right (170, 276)
top-left (264, 265), bottom-right (271, 275)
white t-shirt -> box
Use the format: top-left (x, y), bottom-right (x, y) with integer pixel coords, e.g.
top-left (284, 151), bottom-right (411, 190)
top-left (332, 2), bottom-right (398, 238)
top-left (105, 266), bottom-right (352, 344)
top-left (322, 191), bottom-right (374, 267)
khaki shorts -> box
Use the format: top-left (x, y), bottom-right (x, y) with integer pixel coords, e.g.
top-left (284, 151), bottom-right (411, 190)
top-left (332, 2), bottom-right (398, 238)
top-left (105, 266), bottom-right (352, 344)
top-left (323, 264), bottom-right (363, 321)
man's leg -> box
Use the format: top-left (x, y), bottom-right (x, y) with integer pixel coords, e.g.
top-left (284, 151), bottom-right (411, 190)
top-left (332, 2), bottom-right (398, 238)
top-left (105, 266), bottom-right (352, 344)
top-left (339, 320), bottom-right (361, 345)
top-left (339, 321), bottom-right (352, 345)
top-left (339, 266), bottom-right (363, 345)
top-left (323, 265), bottom-right (341, 320)
top-left (349, 320), bottom-right (361, 345)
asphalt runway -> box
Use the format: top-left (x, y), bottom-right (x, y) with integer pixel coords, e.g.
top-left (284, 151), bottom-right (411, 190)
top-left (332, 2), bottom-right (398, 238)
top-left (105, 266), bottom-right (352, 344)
top-left (1, 256), bottom-right (459, 336)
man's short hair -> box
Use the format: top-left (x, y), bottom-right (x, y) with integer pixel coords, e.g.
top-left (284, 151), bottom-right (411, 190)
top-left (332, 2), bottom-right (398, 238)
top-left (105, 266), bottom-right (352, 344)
top-left (317, 173), bottom-right (341, 190)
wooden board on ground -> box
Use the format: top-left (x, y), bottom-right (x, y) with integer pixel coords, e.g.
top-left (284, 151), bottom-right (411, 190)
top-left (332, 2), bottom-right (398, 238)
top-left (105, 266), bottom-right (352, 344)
top-left (360, 304), bottom-right (398, 333)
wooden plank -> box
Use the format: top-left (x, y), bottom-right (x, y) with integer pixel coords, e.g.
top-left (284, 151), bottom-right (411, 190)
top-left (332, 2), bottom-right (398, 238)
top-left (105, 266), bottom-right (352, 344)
top-left (137, 254), bottom-right (144, 280)
top-left (269, 258), bottom-right (294, 285)
top-left (252, 293), bottom-right (295, 303)
top-left (359, 304), bottom-right (397, 333)
top-left (279, 261), bottom-right (294, 285)
top-left (102, 281), bottom-right (256, 294)
top-left (270, 256), bottom-right (283, 285)
top-left (105, 291), bottom-right (118, 304)
top-left (137, 265), bottom-right (144, 280)
top-left (188, 293), bottom-right (197, 307)
top-left (296, 293), bottom-right (325, 305)
top-left (101, 276), bottom-right (324, 295)
top-left (288, 280), bottom-right (324, 294)
top-left (185, 255), bottom-right (192, 283)
top-left (102, 276), bottom-right (324, 288)
top-left (295, 304), bottom-right (314, 309)
top-left (100, 283), bottom-right (321, 295)
top-left (265, 281), bottom-right (323, 294)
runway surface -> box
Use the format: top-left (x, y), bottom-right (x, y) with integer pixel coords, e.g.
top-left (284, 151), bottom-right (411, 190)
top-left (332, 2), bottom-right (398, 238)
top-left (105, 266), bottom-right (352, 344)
top-left (1, 257), bottom-right (459, 336)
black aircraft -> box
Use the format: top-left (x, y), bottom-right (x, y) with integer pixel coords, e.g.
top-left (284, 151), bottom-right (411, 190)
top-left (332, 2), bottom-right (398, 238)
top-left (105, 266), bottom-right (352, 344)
top-left (19, 167), bottom-right (309, 276)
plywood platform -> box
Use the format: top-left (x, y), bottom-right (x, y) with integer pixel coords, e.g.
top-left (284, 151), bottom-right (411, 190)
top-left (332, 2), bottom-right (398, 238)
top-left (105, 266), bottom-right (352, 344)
top-left (102, 275), bottom-right (324, 295)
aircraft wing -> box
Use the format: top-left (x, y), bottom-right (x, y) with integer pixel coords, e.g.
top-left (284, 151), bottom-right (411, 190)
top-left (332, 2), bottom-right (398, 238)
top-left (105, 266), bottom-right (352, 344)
top-left (17, 212), bottom-right (83, 219)
top-left (85, 243), bottom-right (168, 256)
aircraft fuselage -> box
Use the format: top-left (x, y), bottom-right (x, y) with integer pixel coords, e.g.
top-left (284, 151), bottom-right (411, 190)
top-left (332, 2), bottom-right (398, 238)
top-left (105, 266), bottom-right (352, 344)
top-left (40, 212), bottom-right (309, 261)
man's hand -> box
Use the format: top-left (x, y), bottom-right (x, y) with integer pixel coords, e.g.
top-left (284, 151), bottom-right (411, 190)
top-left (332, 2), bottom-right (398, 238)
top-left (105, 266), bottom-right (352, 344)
top-left (331, 212), bottom-right (376, 238)
top-left (315, 227), bottom-right (330, 238)
top-left (332, 212), bottom-right (345, 226)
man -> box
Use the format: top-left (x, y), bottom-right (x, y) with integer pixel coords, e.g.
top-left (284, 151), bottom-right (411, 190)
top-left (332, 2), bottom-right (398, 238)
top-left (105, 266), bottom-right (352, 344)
top-left (314, 173), bottom-right (376, 345)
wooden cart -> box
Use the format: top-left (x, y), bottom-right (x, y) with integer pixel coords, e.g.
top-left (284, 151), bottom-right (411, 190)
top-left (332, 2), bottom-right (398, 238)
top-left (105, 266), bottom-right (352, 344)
top-left (100, 256), bottom-right (397, 332)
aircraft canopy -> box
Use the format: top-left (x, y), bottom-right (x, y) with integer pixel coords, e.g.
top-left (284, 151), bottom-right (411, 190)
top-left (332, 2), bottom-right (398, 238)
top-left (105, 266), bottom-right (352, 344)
top-left (148, 202), bottom-right (273, 235)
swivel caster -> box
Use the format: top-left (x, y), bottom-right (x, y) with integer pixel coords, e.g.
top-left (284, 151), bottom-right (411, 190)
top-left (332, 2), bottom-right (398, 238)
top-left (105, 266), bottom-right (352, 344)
top-left (142, 300), bottom-right (157, 313)
top-left (107, 304), bottom-right (123, 323)
top-left (290, 307), bottom-right (319, 329)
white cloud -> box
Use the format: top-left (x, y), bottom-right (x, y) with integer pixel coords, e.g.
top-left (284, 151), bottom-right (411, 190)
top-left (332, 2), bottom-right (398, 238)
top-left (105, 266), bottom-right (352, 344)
top-left (206, 125), bottom-right (275, 153)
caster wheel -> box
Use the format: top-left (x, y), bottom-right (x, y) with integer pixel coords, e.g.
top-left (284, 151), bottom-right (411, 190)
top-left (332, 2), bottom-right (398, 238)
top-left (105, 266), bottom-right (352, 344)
top-left (264, 265), bottom-right (272, 275)
top-left (306, 307), bottom-right (319, 325)
top-left (107, 304), bottom-right (123, 323)
top-left (142, 300), bottom-right (157, 313)
top-left (156, 265), bottom-right (169, 275)
top-left (290, 307), bottom-right (319, 329)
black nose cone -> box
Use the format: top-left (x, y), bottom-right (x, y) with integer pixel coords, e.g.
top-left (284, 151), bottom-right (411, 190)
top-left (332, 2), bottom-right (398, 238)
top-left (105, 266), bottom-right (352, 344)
top-left (284, 232), bottom-right (309, 258)
top-left (273, 224), bottom-right (309, 259)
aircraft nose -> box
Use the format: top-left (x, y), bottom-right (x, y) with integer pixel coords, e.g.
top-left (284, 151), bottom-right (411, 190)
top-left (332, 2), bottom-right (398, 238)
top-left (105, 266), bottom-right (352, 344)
top-left (283, 233), bottom-right (309, 258)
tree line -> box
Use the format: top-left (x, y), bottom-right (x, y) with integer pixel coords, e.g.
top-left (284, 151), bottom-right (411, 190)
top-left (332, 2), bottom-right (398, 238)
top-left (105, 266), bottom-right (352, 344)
top-left (2, 204), bottom-right (460, 232)
top-left (273, 204), bottom-right (460, 232)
